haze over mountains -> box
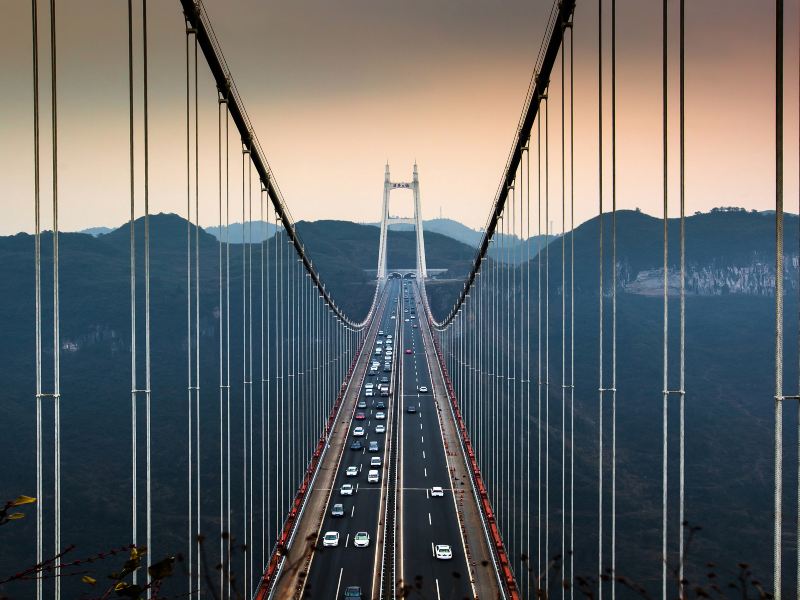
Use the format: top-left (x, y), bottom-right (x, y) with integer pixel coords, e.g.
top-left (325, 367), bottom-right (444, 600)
top-left (1, 208), bottom-right (797, 595)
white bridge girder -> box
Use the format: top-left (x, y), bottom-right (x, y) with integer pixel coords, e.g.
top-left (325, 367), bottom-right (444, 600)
top-left (376, 163), bottom-right (428, 280)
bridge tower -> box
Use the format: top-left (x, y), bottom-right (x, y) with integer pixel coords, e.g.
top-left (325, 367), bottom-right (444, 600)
top-left (376, 162), bottom-right (428, 280)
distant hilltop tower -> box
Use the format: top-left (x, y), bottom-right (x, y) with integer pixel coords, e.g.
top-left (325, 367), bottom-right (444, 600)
top-left (376, 163), bottom-right (428, 280)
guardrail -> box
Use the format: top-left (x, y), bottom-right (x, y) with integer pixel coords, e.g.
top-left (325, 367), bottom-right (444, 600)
top-left (419, 285), bottom-right (520, 599)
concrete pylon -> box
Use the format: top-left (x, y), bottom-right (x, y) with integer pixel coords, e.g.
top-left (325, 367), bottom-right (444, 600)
top-left (376, 163), bottom-right (428, 280)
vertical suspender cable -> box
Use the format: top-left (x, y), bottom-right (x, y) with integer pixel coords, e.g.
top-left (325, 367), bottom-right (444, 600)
top-left (247, 155), bottom-right (254, 597)
top-left (598, 0), bottom-right (605, 592)
top-left (537, 112), bottom-right (543, 590)
top-left (560, 33), bottom-right (567, 598)
top-left (545, 95), bottom-right (551, 596)
top-left (241, 147), bottom-right (249, 597)
top-left (774, 0), bottom-right (784, 598)
top-left (661, 0), bottom-right (670, 597)
top-left (569, 17), bottom-right (575, 600)
top-left (192, 31), bottom-right (200, 595)
top-left (260, 185), bottom-right (266, 574)
top-left (526, 139), bottom-right (532, 598)
top-left (678, 1), bottom-right (687, 597)
top-left (217, 95), bottom-right (225, 599)
top-left (225, 107), bottom-right (232, 600)
top-left (611, 0), bottom-right (618, 595)
top-left (184, 26), bottom-right (193, 594)
top-left (49, 2), bottom-right (62, 597)
top-left (127, 0), bottom-right (137, 581)
top-left (31, 0), bottom-right (43, 597)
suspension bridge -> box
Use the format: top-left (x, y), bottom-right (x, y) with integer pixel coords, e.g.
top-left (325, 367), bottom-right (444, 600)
top-left (2, 0), bottom-right (798, 599)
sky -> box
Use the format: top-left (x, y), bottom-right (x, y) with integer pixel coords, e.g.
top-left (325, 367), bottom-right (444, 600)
top-left (1, 0), bottom-right (798, 237)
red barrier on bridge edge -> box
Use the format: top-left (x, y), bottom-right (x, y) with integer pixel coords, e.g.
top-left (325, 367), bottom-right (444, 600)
top-left (253, 336), bottom-right (367, 600)
top-left (427, 313), bottom-right (521, 600)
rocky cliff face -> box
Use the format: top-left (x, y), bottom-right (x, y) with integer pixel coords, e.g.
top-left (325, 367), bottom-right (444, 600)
top-left (620, 255), bottom-right (799, 297)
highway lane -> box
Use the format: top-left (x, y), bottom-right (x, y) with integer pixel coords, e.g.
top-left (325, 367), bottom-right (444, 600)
top-left (399, 281), bottom-right (473, 599)
top-left (302, 279), bottom-right (401, 599)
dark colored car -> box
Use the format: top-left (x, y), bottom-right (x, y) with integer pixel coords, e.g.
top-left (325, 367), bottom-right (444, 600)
top-left (350, 440), bottom-right (363, 450)
top-left (355, 412), bottom-right (366, 420)
top-left (380, 376), bottom-right (389, 384)
top-left (407, 405), bottom-right (417, 414)
top-left (368, 441), bottom-right (380, 452)
top-left (357, 400), bottom-right (367, 409)
top-left (343, 587), bottom-right (362, 599)
top-left (375, 401), bottom-right (386, 409)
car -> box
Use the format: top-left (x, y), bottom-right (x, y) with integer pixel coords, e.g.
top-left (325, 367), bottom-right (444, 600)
top-left (368, 441), bottom-right (380, 452)
top-left (435, 544), bottom-right (453, 560)
top-left (375, 411), bottom-right (385, 420)
top-left (404, 318), bottom-right (409, 322)
top-left (383, 366), bottom-right (391, 373)
top-left (355, 412), bottom-right (366, 420)
top-left (404, 309), bottom-right (409, 313)
top-left (407, 405), bottom-right (416, 414)
top-left (375, 401), bottom-right (386, 409)
top-left (370, 456), bottom-right (382, 467)
top-left (331, 503), bottom-right (344, 517)
top-left (380, 376), bottom-right (389, 384)
top-left (405, 349), bottom-right (413, 355)
top-left (378, 330), bottom-right (384, 336)
top-left (343, 586), bottom-right (362, 598)
top-left (380, 388), bottom-right (390, 397)
top-left (350, 440), bottom-right (363, 450)
top-left (375, 424), bottom-right (385, 434)
top-left (346, 466), bottom-right (359, 477)
top-left (375, 348), bottom-right (382, 355)
top-left (431, 486), bottom-right (444, 497)
top-left (357, 400), bottom-right (367, 409)
top-left (387, 334), bottom-right (393, 340)
top-left (368, 368), bottom-right (377, 375)
top-left (365, 389), bottom-right (374, 397)
top-left (376, 339), bottom-right (383, 346)
top-left (365, 382), bottom-right (374, 390)
top-left (353, 531), bottom-right (370, 548)
top-left (323, 531), bottom-right (339, 547)
top-left (412, 324), bottom-right (418, 329)
top-left (368, 469), bottom-right (380, 483)
top-left (340, 483), bottom-right (354, 496)
top-left (418, 385), bottom-right (428, 393)
top-left (391, 315), bottom-right (396, 320)
top-left (353, 426), bottom-right (365, 437)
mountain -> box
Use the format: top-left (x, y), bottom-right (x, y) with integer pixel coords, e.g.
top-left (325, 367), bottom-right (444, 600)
top-left (76, 226), bottom-right (113, 237)
top-left (0, 208), bottom-right (796, 596)
top-left (204, 220), bottom-right (278, 244)
top-left (424, 208), bottom-right (799, 593)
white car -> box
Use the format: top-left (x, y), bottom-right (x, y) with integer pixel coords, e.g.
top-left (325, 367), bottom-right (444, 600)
top-left (353, 426), bottom-right (365, 437)
top-left (375, 348), bottom-right (383, 355)
top-left (354, 531), bottom-right (370, 548)
top-left (431, 486), bottom-right (444, 497)
top-left (370, 456), bottom-right (382, 467)
top-left (375, 412), bottom-right (385, 420)
top-left (376, 339), bottom-right (383, 346)
top-left (404, 318), bottom-right (409, 322)
top-left (346, 466), bottom-right (359, 477)
top-left (365, 382), bottom-right (374, 390)
top-left (368, 469), bottom-right (380, 483)
top-left (340, 484), bottom-right (354, 496)
top-left (365, 389), bottom-right (374, 397)
top-left (391, 315), bottom-right (396, 320)
top-left (322, 531), bottom-right (339, 547)
top-left (418, 385), bottom-right (428, 393)
top-left (435, 544), bottom-right (453, 560)
top-left (387, 335), bottom-right (393, 340)
top-left (375, 424), bottom-right (386, 434)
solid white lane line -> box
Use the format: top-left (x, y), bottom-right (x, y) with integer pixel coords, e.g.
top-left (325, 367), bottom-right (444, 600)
top-left (335, 568), bottom-right (344, 599)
